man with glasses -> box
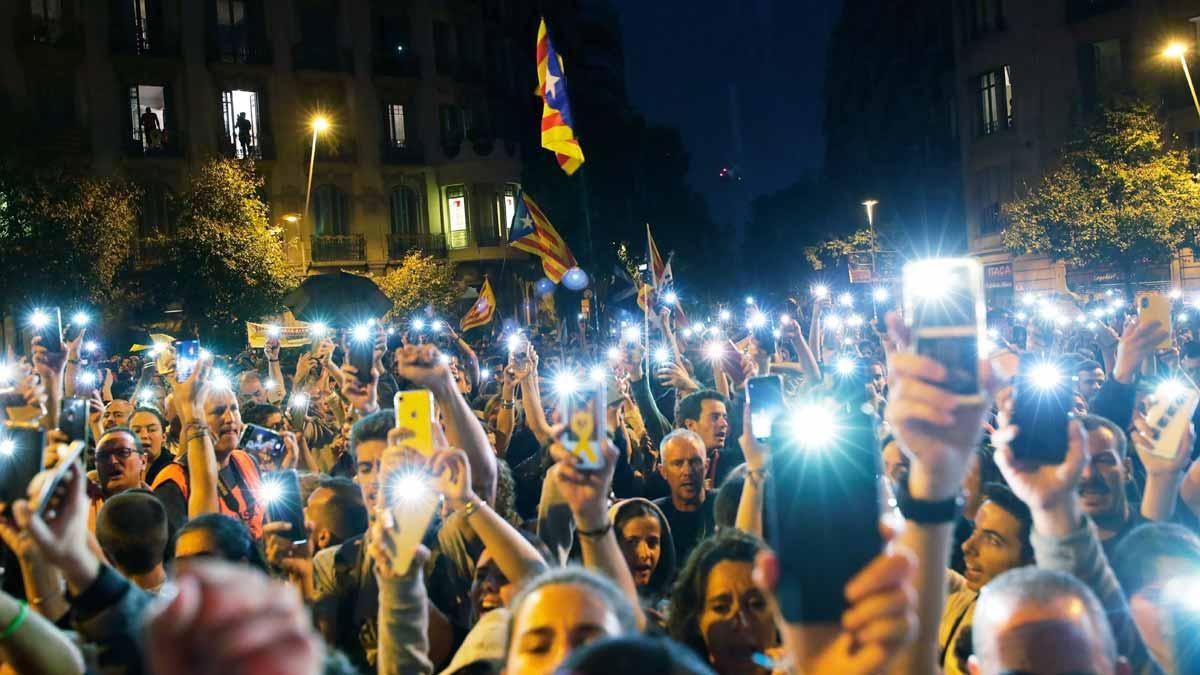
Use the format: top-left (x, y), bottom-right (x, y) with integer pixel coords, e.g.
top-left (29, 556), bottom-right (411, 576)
top-left (89, 427), bottom-right (150, 532)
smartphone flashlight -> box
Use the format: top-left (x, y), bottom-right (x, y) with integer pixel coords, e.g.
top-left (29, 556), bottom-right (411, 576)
top-left (309, 322), bottom-right (328, 338)
top-left (267, 324), bottom-right (282, 339)
top-left (746, 312), bottom-right (767, 330)
top-left (873, 288), bottom-right (889, 302)
top-left (719, 309), bottom-right (732, 322)
top-left (411, 318), bottom-right (426, 332)
top-left (71, 311), bottom-right (90, 326)
top-left (838, 292), bottom-right (855, 307)
top-left (653, 346), bottom-right (672, 365)
top-left (553, 371), bottom-right (580, 397)
top-left (788, 403), bottom-right (839, 450)
top-left (621, 325), bottom-right (641, 344)
top-left (746, 296), bottom-right (756, 305)
top-left (431, 320), bottom-right (445, 332)
top-left (588, 365), bottom-right (607, 383)
top-left (351, 324), bottom-right (373, 343)
top-left (663, 290), bottom-right (679, 305)
top-left (258, 478), bottom-right (284, 506)
top-left (210, 370), bottom-right (232, 391)
top-left (291, 392), bottom-right (310, 409)
top-left (704, 341), bottom-right (725, 361)
top-left (84, 340), bottom-right (99, 353)
top-left (835, 356), bottom-right (857, 376)
top-left (812, 285), bottom-right (830, 299)
top-left (77, 371), bottom-right (98, 387)
top-left (0, 438), bottom-right (14, 456)
top-left (29, 309), bottom-right (50, 329)
top-left (1029, 362), bottom-right (1064, 391)
top-left (506, 333), bottom-right (524, 353)
top-left (389, 471), bottom-right (432, 506)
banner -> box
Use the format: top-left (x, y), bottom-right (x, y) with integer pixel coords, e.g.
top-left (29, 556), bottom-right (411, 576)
top-left (246, 321), bottom-right (314, 349)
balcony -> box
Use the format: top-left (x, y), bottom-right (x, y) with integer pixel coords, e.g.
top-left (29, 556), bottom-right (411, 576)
top-left (311, 234), bottom-right (365, 262)
top-left (219, 131), bottom-right (275, 161)
top-left (373, 50), bottom-right (421, 78)
top-left (209, 27), bottom-right (271, 65)
top-left (388, 233), bottom-right (446, 259)
top-left (292, 42), bottom-right (353, 73)
top-left (125, 130), bottom-right (184, 158)
top-left (447, 227), bottom-right (503, 251)
top-left (381, 142), bottom-right (425, 165)
top-left (112, 21), bottom-right (179, 58)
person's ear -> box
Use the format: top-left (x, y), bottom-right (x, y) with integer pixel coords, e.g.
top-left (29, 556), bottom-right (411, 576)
top-left (316, 530), bottom-right (332, 550)
top-left (683, 419), bottom-right (698, 432)
top-left (966, 655), bottom-right (981, 675)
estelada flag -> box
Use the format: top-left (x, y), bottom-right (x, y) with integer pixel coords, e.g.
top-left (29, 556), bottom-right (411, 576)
top-left (647, 224), bottom-right (668, 288)
top-left (461, 279), bottom-right (497, 332)
top-left (536, 18), bottom-right (585, 175)
top-left (509, 191), bottom-right (577, 283)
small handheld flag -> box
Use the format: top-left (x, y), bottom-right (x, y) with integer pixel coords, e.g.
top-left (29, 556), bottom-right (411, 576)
top-left (509, 192), bottom-right (578, 283)
top-left (460, 279), bottom-right (497, 332)
top-left (536, 18), bottom-right (585, 175)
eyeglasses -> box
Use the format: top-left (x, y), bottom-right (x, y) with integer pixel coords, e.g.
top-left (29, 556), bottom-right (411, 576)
top-left (96, 448), bottom-right (142, 462)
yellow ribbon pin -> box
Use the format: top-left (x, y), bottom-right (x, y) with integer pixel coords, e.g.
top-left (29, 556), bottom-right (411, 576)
top-left (570, 411), bottom-right (598, 464)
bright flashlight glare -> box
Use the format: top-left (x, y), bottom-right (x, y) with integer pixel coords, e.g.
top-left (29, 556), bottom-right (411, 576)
top-left (682, 327), bottom-right (694, 338)
top-left (746, 312), bottom-right (767, 330)
top-left (1111, 298), bottom-right (1125, 308)
top-left (29, 309), bottom-right (49, 329)
top-left (606, 346), bottom-right (621, 361)
top-left (267, 324), bottom-right (282, 338)
top-left (812, 285), bottom-right (829, 299)
top-left (1038, 304), bottom-right (1060, 322)
top-left (264, 379), bottom-right (278, 391)
top-left (589, 366), bottom-right (607, 383)
top-left (1030, 363), bottom-right (1063, 390)
top-left (291, 393), bottom-right (310, 409)
top-left (906, 265), bottom-right (947, 300)
top-left (136, 388), bottom-right (154, 404)
top-left (745, 296), bottom-right (756, 305)
top-left (847, 314), bottom-right (864, 328)
top-left (71, 311), bottom-right (90, 326)
top-left (198, 348), bottom-right (211, 360)
top-left (835, 356), bottom-right (856, 375)
top-left (653, 346), bottom-right (672, 364)
top-left (873, 288), bottom-right (889, 302)
top-left (838, 292), bottom-right (855, 307)
top-left (431, 320), bottom-right (445, 332)
top-left (391, 472), bottom-right (430, 505)
top-left (622, 325), bottom-right (641, 343)
top-left (1182, 313), bottom-right (1191, 323)
top-left (553, 371), bottom-right (580, 396)
top-left (1164, 43), bottom-right (1189, 59)
top-left (718, 309), bottom-right (732, 322)
top-left (0, 439), bottom-right (14, 456)
top-left (1170, 289), bottom-right (1183, 300)
top-left (1021, 293), bottom-right (1036, 306)
top-left (1015, 312), bottom-right (1028, 322)
top-left (411, 318), bottom-right (426, 331)
top-left (310, 322), bottom-right (328, 337)
top-left (210, 370), bottom-right (232, 391)
top-left (351, 324), bottom-right (372, 343)
top-left (507, 333), bottom-right (524, 353)
top-left (1074, 314), bottom-right (1087, 324)
top-left (824, 315), bottom-right (843, 330)
top-left (311, 116), bottom-right (330, 132)
top-left (78, 371), bottom-right (97, 386)
top-left (663, 290), bottom-right (679, 304)
top-left (84, 340), bottom-right (99, 353)
top-left (704, 341), bottom-right (725, 361)
top-left (258, 479), bottom-right (284, 506)
top-left (789, 404), bottom-right (838, 450)
top-left (1156, 378), bottom-right (1190, 402)
top-left (978, 338), bottom-right (995, 357)
top-left (438, 353), bottom-right (452, 366)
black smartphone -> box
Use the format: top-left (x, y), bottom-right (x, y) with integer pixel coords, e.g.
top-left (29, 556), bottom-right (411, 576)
top-left (32, 307), bottom-right (63, 354)
top-left (747, 375), bottom-right (784, 441)
top-left (239, 424), bottom-right (286, 462)
top-left (264, 469), bottom-right (306, 542)
top-left (33, 440), bottom-right (86, 518)
top-left (902, 259), bottom-right (984, 402)
top-left (59, 398), bottom-right (90, 446)
top-left (1010, 357), bottom-right (1072, 464)
top-left (0, 424), bottom-right (46, 510)
top-left (766, 402), bottom-right (882, 623)
top-left (348, 328), bottom-right (375, 384)
top-left (175, 340), bottom-right (200, 383)
top-left (288, 392), bottom-right (310, 432)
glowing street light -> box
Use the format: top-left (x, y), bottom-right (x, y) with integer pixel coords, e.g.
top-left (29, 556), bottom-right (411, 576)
top-left (1163, 43), bottom-right (1200, 121)
top-left (302, 115), bottom-right (332, 238)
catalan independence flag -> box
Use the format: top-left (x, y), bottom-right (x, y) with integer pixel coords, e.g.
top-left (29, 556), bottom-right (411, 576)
top-left (509, 192), bottom-right (577, 282)
top-left (535, 18), bottom-right (585, 175)
top-left (460, 278), bottom-right (497, 332)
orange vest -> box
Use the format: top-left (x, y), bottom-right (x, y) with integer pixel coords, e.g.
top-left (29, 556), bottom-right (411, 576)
top-left (150, 450), bottom-right (266, 538)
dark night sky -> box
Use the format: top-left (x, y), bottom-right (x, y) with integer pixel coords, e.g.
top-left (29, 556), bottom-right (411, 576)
top-left (610, 0), bottom-right (842, 225)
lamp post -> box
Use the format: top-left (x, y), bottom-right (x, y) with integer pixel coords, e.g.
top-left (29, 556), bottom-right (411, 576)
top-left (1164, 43), bottom-right (1200, 121)
top-left (862, 199), bottom-right (880, 315)
top-left (303, 116), bottom-right (330, 226)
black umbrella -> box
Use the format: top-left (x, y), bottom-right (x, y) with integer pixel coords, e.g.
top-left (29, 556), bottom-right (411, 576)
top-left (282, 271), bottom-right (391, 326)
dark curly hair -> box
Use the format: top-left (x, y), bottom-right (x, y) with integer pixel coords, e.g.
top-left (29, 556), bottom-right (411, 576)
top-left (666, 529), bottom-right (765, 659)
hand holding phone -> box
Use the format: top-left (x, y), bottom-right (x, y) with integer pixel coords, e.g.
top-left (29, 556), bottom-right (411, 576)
top-left (1139, 378), bottom-right (1200, 461)
top-left (263, 469), bottom-right (306, 542)
top-left (175, 340), bottom-right (200, 383)
top-left (562, 383), bottom-right (606, 470)
top-left (239, 424), bottom-right (287, 464)
top-left (393, 390), bottom-right (435, 457)
top-left (748, 375), bottom-right (784, 441)
top-left (30, 308), bottom-right (63, 354)
top-left (1009, 357), bottom-right (1072, 464)
top-left (902, 258), bottom-right (984, 402)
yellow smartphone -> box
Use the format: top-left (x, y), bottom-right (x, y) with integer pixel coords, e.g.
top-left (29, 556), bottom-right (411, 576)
top-left (1137, 293), bottom-right (1172, 350)
top-left (393, 390), bottom-right (435, 457)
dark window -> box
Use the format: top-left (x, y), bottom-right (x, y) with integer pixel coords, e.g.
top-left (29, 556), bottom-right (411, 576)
top-left (212, 0), bottom-right (266, 63)
top-left (966, 0), bottom-right (1005, 40)
top-left (312, 184), bottom-right (348, 235)
top-left (385, 103), bottom-right (407, 148)
top-left (977, 66), bottom-right (1013, 136)
top-left (30, 0), bottom-right (63, 42)
top-left (980, 202), bottom-right (1003, 235)
top-left (439, 104), bottom-right (464, 148)
top-left (139, 181), bottom-right (173, 237)
top-left (433, 21), bottom-right (452, 74)
top-left (389, 185), bottom-right (419, 235)
top-left (1093, 39), bottom-right (1123, 95)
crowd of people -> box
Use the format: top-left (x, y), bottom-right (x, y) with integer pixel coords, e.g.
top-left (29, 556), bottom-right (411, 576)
top-left (0, 273), bottom-right (1198, 675)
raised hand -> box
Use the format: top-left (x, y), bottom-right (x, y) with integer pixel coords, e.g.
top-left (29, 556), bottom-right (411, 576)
top-left (548, 426), bottom-right (619, 530)
top-left (428, 448), bottom-right (475, 511)
top-left (1112, 317), bottom-right (1169, 383)
top-left (992, 417), bottom-right (1088, 537)
top-left (174, 353), bottom-right (213, 425)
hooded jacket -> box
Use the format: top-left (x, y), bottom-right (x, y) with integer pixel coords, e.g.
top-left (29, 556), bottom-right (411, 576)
top-left (608, 497), bottom-right (678, 610)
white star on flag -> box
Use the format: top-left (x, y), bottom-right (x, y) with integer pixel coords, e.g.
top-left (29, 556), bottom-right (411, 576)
top-left (543, 72), bottom-right (559, 98)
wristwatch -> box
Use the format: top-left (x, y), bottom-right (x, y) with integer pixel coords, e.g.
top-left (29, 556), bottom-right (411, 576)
top-left (894, 477), bottom-right (963, 524)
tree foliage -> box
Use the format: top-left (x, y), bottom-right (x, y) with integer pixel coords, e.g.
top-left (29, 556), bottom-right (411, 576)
top-left (376, 251), bottom-right (464, 320)
top-left (141, 159), bottom-right (297, 337)
top-left (804, 227), bottom-right (877, 271)
top-left (0, 161), bottom-right (138, 309)
top-left (1002, 100), bottom-right (1200, 267)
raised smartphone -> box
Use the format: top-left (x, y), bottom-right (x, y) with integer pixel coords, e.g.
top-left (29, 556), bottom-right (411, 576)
top-left (563, 382), bottom-right (607, 470)
top-left (33, 441), bottom-right (86, 518)
top-left (902, 258), bottom-right (985, 402)
top-left (176, 340), bottom-right (200, 383)
top-left (393, 390), bottom-right (435, 457)
top-left (59, 398), bottom-right (89, 446)
top-left (1137, 293), bottom-right (1172, 351)
top-left (1010, 357), bottom-right (1072, 464)
top-left (747, 375), bottom-right (784, 441)
top-left (264, 469), bottom-right (306, 542)
top-left (0, 424), bottom-right (45, 509)
top-left (239, 424), bottom-right (287, 462)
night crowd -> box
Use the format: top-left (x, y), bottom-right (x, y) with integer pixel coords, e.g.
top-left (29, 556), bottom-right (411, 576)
top-left (0, 267), bottom-right (1198, 675)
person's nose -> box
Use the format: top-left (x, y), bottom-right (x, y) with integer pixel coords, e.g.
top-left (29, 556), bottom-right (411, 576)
top-left (962, 532), bottom-right (977, 556)
top-left (637, 542), bottom-right (652, 562)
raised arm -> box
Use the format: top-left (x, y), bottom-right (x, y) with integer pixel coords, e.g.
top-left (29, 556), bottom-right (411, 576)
top-left (176, 354), bottom-right (220, 518)
top-left (734, 406), bottom-right (768, 537)
top-left (264, 337), bottom-right (285, 405)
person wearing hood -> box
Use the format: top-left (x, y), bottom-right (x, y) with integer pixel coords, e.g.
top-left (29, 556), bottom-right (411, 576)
top-left (610, 497), bottom-right (677, 621)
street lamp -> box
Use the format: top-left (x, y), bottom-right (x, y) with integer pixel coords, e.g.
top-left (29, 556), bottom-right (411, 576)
top-left (303, 115), bottom-right (331, 228)
top-left (1163, 43), bottom-right (1200, 121)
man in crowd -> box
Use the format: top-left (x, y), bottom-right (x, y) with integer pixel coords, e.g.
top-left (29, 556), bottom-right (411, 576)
top-left (100, 399), bottom-right (133, 431)
top-left (89, 428), bottom-right (150, 531)
top-left (1075, 359), bottom-right (1106, 403)
top-left (94, 489), bottom-right (169, 593)
top-left (653, 429), bottom-right (715, 563)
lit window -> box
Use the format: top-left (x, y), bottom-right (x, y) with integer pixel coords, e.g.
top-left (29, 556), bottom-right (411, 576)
top-left (221, 89), bottom-right (260, 158)
top-left (386, 103), bottom-right (407, 148)
top-left (129, 84), bottom-right (167, 151)
top-left (977, 66), bottom-right (1013, 136)
top-left (445, 185), bottom-right (468, 249)
top-left (495, 184), bottom-right (517, 237)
